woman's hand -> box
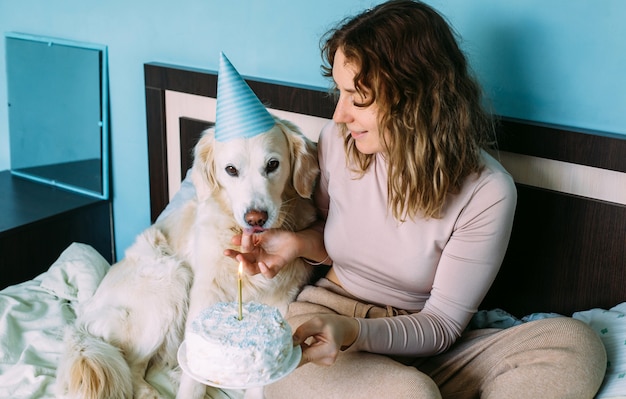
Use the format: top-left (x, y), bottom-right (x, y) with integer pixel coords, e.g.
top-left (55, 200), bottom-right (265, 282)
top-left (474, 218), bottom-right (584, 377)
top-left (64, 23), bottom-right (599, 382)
top-left (224, 229), bottom-right (300, 278)
top-left (294, 314), bottom-right (360, 367)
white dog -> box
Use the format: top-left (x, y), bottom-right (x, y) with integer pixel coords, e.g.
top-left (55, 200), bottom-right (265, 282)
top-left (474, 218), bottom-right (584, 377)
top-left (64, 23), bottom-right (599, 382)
top-left (56, 227), bottom-right (192, 399)
top-left (57, 116), bottom-right (319, 399)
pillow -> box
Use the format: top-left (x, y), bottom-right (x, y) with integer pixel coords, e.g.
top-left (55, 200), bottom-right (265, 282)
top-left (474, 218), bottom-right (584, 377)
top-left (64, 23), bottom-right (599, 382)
top-left (574, 303), bottom-right (626, 399)
top-left (156, 168), bottom-right (196, 222)
top-left (39, 242), bottom-right (110, 303)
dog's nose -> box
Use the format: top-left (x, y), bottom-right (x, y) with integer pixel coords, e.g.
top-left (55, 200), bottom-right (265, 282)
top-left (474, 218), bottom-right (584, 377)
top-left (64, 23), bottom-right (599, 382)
top-left (245, 210), bottom-right (268, 227)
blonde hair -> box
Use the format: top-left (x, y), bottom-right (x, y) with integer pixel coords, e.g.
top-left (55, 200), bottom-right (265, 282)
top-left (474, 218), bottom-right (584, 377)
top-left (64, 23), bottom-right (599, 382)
top-left (321, 0), bottom-right (494, 220)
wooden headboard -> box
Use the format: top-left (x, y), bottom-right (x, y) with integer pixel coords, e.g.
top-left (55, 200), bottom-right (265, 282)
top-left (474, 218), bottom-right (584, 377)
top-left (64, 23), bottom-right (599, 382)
top-left (145, 62), bottom-right (626, 318)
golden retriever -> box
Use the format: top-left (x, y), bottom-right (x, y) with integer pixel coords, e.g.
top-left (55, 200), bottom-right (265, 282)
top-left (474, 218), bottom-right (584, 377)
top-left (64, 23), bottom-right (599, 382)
top-left (57, 116), bottom-right (319, 399)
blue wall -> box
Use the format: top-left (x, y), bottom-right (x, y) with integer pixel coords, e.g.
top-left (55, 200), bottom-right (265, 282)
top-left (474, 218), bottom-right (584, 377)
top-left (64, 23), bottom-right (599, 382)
top-left (1, 0), bottom-right (625, 255)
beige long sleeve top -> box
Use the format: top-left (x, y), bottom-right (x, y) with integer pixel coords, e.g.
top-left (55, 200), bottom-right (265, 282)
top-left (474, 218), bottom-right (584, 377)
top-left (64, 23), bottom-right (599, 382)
top-left (315, 122), bottom-right (517, 356)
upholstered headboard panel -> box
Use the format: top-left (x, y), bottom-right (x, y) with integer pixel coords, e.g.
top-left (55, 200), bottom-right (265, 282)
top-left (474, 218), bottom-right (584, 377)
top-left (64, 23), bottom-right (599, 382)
top-left (144, 62), bottom-right (626, 317)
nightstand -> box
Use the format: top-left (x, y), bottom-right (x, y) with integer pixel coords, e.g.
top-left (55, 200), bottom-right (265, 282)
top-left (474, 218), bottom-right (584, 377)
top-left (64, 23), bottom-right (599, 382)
top-left (0, 171), bottom-right (115, 289)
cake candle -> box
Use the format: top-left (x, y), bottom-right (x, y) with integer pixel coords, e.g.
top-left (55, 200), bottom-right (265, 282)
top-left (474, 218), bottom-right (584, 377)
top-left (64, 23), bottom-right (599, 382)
top-left (237, 261), bottom-right (243, 320)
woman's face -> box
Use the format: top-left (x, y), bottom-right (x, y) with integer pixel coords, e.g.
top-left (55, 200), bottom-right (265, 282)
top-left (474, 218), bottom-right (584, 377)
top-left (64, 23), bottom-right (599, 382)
top-left (331, 48), bottom-right (384, 154)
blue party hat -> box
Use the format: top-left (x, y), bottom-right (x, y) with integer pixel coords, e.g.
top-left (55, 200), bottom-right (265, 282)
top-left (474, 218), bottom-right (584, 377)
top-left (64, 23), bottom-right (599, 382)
top-left (214, 52), bottom-right (275, 142)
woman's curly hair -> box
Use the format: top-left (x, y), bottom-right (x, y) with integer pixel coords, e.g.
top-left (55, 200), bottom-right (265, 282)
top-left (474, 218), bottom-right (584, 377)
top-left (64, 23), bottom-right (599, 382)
top-left (321, 0), bottom-right (494, 220)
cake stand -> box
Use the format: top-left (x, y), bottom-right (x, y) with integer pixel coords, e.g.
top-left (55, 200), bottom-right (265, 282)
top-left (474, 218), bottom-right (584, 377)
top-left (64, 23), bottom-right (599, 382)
top-left (178, 342), bottom-right (302, 397)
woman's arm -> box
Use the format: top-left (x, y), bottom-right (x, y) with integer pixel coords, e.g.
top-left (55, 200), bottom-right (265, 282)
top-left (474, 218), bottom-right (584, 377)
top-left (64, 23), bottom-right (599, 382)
top-left (295, 163), bottom-right (517, 364)
top-left (225, 220), bottom-right (331, 278)
top-left (351, 168), bottom-right (518, 357)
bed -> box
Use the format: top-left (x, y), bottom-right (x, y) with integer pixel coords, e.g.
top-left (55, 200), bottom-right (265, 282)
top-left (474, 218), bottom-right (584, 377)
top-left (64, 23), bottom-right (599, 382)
top-left (0, 62), bottom-right (624, 399)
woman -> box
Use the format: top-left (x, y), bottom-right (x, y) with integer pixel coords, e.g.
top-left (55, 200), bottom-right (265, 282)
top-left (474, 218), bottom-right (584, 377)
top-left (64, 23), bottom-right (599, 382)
top-left (227, 1), bottom-right (606, 397)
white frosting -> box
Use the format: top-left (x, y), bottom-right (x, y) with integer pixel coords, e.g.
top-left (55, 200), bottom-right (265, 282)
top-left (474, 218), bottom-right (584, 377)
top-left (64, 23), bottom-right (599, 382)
top-left (186, 301), bottom-right (293, 386)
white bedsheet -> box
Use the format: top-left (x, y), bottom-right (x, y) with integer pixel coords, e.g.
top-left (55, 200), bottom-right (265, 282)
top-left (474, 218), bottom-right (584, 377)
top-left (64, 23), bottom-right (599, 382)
top-left (0, 243), bottom-right (245, 399)
top-left (0, 243), bottom-right (103, 398)
top-left (0, 243), bottom-right (180, 399)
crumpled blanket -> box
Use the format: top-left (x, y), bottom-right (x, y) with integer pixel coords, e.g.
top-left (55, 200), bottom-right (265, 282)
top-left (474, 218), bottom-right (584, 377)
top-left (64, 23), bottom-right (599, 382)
top-left (0, 243), bottom-right (109, 398)
top-left (0, 242), bottom-right (245, 399)
top-left (468, 307), bottom-right (563, 330)
top-left (0, 243), bottom-right (180, 398)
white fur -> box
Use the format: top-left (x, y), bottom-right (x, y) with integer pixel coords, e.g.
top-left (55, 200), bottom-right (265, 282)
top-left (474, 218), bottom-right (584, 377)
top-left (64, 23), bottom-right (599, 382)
top-left (56, 117), bottom-right (319, 399)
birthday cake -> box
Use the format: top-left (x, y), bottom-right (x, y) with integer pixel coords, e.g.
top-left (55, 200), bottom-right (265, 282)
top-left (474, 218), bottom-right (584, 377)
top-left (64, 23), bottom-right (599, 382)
top-left (184, 301), bottom-right (294, 386)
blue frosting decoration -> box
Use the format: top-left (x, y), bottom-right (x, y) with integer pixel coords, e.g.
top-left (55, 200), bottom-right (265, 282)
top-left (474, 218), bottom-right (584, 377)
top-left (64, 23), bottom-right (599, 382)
top-left (214, 52), bottom-right (276, 142)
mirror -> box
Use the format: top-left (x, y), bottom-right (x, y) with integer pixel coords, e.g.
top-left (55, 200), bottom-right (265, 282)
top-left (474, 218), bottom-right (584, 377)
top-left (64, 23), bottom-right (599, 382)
top-left (5, 33), bottom-right (109, 199)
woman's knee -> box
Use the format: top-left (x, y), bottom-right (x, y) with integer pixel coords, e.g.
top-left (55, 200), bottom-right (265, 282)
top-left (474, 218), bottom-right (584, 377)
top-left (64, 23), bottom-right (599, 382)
top-left (551, 317), bottom-right (607, 394)
top-left (265, 351), bottom-right (441, 399)
top-left (374, 361), bottom-right (441, 399)
top-left (540, 317), bottom-right (606, 367)
top-left (484, 317), bottom-right (606, 398)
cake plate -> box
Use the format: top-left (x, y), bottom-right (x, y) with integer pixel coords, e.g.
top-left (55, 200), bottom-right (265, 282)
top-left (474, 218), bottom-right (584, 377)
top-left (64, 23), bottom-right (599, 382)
top-left (177, 341), bottom-right (302, 390)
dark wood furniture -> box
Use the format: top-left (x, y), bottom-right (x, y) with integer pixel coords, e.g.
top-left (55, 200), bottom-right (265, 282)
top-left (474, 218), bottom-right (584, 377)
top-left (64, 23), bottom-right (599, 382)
top-left (144, 62), bottom-right (626, 318)
top-left (0, 171), bottom-right (115, 289)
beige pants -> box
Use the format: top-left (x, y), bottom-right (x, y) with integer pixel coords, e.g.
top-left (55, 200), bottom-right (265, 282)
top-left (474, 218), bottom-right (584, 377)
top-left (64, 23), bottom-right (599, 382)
top-left (265, 279), bottom-right (607, 399)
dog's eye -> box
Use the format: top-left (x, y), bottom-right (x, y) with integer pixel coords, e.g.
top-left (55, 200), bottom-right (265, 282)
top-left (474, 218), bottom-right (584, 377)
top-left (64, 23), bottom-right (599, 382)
top-left (266, 159), bottom-right (279, 174)
top-left (225, 165), bottom-right (238, 177)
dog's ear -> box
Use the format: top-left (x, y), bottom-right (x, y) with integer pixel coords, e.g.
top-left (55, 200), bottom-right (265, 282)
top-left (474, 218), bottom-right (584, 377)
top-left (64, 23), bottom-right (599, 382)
top-left (190, 129), bottom-right (219, 201)
top-left (278, 119), bottom-right (320, 199)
